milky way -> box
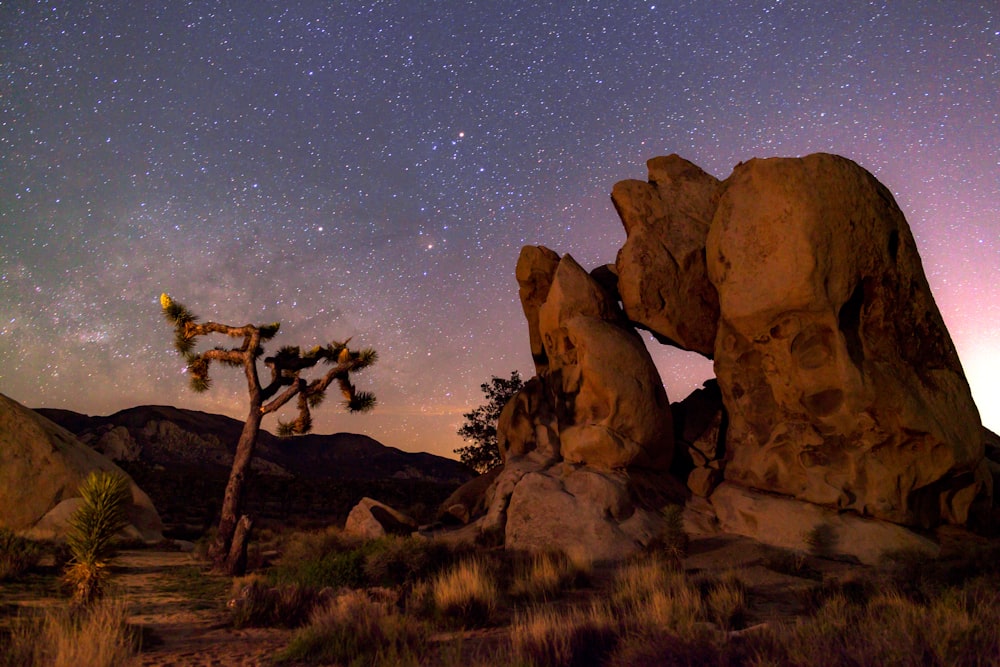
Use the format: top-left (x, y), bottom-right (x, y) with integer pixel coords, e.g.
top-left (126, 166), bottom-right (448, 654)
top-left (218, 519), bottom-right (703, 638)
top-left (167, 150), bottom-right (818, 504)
top-left (2, 1), bottom-right (998, 458)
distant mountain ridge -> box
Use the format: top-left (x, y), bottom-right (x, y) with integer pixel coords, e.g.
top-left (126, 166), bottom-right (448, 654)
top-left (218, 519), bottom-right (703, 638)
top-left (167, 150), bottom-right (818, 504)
top-left (37, 404), bottom-right (473, 485)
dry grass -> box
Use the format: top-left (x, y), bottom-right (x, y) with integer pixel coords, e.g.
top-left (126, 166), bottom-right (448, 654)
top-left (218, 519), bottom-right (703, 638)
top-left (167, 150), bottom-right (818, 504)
top-left (0, 530), bottom-right (42, 582)
top-left (432, 557), bottom-right (499, 627)
top-left (508, 603), bottom-right (619, 667)
top-left (509, 551), bottom-right (586, 601)
top-left (0, 597), bottom-right (137, 667)
top-left (275, 588), bottom-right (427, 666)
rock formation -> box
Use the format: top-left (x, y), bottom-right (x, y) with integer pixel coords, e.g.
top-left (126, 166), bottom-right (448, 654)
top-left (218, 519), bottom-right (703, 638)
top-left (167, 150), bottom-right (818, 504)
top-left (479, 249), bottom-right (678, 559)
top-left (469, 152), bottom-right (991, 564)
top-left (0, 393), bottom-right (163, 542)
top-left (613, 155), bottom-right (722, 356)
top-left (706, 154), bottom-right (985, 528)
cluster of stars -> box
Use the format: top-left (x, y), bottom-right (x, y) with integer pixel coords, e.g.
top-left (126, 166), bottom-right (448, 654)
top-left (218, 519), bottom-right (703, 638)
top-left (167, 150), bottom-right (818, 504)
top-left (1, 1), bottom-right (997, 456)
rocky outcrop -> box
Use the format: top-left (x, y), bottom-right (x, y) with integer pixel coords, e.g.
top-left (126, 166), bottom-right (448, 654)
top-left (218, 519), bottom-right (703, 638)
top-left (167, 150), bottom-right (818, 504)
top-left (481, 152), bottom-right (990, 563)
top-left (479, 250), bottom-right (677, 559)
top-left (613, 155), bottom-right (722, 356)
top-left (706, 154), bottom-right (984, 528)
top-left (531, 254), bottom-right (673, 470)
top-left (0, 393), bottom-right (163, 542)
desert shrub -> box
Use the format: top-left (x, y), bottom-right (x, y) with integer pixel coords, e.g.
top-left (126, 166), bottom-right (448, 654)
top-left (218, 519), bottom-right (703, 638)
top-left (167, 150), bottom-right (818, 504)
top-left (738, 581), bottom-right (1000, 667)
top-left (0, 529), bottom-right (42, 581)
top-left (701, 571), bottom-right (748, 631)
top-left (229, 576), bottom-right (324, 628)
top-left (648, 504), bottom-right (689, 565)
top-left (275, 588), bottom-right (427, 666)
top-left (509, 603), bottom-right (619, 667)
top-left (270, 528), bottom-right (461, 591)
top-left (804, 523), bottom-right (839, 559)
top-left (613, 555), bottom-right (687, 606)
top-left (431, 557), bottom-right (498, 627)
top-left (1, 597), bottom-right (137, 667)
top-left (63, 471), bottom-right (132, 606)
top-left (362, 535), bottom-right (458, 587)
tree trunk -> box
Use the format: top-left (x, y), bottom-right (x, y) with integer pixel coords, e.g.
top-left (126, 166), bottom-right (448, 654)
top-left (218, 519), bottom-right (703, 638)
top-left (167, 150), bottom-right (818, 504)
top-left (225, 514), bottom-right (254, 576)
top-left (210, 407), bottom-right (263, 573)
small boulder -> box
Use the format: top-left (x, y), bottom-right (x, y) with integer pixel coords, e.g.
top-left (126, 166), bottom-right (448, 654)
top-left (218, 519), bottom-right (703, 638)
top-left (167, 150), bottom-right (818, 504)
top-left (344, 498), bottom-right (417, 539)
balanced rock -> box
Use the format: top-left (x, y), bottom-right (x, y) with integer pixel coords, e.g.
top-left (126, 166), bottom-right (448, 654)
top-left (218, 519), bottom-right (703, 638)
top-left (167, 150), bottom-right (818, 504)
top-left (0, 393), bottom-right (163, 542)
top-left (706, 154), bottom-right (985, 527)
top-left (613, 155), bottom-right (721, 356)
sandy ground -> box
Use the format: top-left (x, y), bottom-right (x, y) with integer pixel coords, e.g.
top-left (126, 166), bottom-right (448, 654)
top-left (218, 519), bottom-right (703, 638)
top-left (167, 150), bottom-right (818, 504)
top-left (111, 550), bottom-right (292, 667)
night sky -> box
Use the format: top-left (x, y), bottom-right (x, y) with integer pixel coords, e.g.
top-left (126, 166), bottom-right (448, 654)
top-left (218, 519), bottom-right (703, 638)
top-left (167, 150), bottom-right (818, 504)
top-left (2, 1), bottom-right (998, 460)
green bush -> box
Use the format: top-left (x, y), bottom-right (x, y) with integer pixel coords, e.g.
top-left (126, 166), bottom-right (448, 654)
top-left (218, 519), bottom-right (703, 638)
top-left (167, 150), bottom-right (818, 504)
top-left (0, 528), bottom-right (42, 581)
top-left (63, 471), bottom-right (132, 606)
top-left (276, 589), bottom-right (427, 666)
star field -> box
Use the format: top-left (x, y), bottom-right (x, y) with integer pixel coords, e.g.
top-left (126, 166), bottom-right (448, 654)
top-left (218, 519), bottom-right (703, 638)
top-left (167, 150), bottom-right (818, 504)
top-left (2, 1), bottom-right (998, 458)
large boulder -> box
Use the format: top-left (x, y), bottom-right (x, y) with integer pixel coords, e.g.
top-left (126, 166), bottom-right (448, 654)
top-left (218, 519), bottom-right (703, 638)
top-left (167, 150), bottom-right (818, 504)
top-left (613, 155), bottom-right (722, 356)
top-left (535, 254), bottom-right (673, 470)
top-left (709, 482), bottom-right (940, 565)
top-left (504, 463), bottom-right (672, 562)
top-left (0, 393), bottom-right (163, 542)
top-left (706, 154), bottom-right (985, 527)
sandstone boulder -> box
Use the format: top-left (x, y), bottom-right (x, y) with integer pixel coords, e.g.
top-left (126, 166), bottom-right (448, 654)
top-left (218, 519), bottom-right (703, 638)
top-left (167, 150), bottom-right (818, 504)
top-left (706, 154), bottom-right (985, 527)
top-left (516, 245), bottom-right (562, 375)
top-left (709, 482), bottom-right (940, 565)
top-left (613, 155), bottom-right (721, 356)
top-left (536, 254), bottom-right (673, 470)
top-left (0, 393), bottom-right (163, 542)
top-left (344, 497), bottom-right (417, 539)
top-left (503, 463), bottom-right (671, 562)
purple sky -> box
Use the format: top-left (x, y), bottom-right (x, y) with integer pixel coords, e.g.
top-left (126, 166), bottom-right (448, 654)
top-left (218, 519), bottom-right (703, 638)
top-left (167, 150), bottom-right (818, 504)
top-left (2, 1), bottom-right (997, 458)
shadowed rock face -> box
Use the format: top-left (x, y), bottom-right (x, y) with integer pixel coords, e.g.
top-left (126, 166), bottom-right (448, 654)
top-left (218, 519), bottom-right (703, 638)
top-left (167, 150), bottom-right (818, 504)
top-left (706, 154), bottom-right (984, 527)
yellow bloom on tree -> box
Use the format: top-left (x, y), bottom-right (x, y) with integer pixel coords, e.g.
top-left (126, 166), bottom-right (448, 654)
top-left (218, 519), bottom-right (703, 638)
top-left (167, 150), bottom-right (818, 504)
top-left (160, 292), bottom-right (172, 310)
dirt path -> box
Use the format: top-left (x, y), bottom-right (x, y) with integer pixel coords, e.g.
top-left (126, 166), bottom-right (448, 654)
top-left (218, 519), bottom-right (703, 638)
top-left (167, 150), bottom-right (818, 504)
top-left (114, 550), bottom-right (292, 667)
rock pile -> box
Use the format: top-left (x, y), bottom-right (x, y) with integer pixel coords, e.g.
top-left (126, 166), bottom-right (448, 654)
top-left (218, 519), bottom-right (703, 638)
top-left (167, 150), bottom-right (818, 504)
top-left (463, 153), bottom-right (992, 564)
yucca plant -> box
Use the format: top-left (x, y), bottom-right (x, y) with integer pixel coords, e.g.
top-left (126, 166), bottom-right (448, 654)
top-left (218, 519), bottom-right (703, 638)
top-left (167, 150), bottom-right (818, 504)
top-left (63, 471), bottom-right (132, 606)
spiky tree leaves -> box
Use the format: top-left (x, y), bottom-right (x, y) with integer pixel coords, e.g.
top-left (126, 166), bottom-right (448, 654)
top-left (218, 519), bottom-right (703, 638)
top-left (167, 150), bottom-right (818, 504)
top-left (64, 471), bottom-right (132, 606)
top-left (160, 293), bottom-right (377, 574)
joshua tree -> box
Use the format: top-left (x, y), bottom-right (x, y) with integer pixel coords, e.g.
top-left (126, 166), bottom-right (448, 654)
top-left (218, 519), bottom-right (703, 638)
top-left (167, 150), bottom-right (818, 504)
top-left (160, 293), bottom-right (376, 574)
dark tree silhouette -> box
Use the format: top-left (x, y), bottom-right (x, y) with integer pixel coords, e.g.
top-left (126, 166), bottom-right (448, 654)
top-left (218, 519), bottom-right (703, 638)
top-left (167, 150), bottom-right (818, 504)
top-left (455, 371), bottom-right (524, 474)
top-left (160, 293), bottom-right (376, 574)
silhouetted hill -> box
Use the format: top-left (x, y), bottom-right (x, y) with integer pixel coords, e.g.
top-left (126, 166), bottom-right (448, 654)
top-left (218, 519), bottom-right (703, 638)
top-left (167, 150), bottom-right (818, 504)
top-left (38, 404), bottom-right (472, 484)
top-left (36, 404), bottom-right (474, 538)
